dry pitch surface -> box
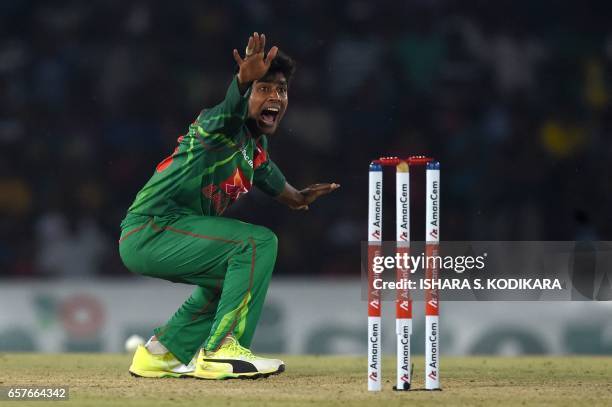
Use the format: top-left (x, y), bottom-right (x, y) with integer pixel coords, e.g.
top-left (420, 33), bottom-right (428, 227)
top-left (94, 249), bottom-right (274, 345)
top-left (0, 354), bottom-right (611, 406)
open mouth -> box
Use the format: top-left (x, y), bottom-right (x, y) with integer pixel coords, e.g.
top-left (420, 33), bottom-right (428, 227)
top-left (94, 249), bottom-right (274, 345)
top-left (260, 106), bottom-right (280, 126)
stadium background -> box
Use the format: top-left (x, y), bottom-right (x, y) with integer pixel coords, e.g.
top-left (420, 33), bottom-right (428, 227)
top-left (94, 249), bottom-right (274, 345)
top-left (0, 1), bottom-right (610, 355)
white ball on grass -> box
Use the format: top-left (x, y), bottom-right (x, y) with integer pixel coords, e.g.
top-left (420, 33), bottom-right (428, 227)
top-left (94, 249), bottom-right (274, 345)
top-left (125, 334), bottom-right (145, 353)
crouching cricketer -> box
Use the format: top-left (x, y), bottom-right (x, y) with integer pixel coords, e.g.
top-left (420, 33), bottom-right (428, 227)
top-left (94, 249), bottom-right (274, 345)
top-left (119, 33), bottom-right (339, 379)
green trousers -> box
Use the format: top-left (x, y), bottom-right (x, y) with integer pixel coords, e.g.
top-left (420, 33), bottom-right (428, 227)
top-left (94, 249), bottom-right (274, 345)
top-left (118, 213), bottom-right (278, 365)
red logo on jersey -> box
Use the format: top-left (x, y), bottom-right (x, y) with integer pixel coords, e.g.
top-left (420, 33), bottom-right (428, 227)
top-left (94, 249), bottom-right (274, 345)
top-left (202, 168), bottom-right (252, 215)
top-left (221, 168), bottom-right (252, 200)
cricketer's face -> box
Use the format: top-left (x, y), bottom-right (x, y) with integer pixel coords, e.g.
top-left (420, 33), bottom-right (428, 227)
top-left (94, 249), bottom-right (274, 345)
top-left (247, 72), bottom-right (288, 135)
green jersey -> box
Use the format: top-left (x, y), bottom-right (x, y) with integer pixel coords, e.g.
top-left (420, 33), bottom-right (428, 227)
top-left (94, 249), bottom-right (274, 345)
top-left (122, 77), bottom-right (286, 224)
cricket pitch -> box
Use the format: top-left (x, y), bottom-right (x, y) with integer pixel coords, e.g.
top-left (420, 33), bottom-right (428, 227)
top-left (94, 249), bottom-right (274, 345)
top-left (1, 354), bottom-right (611, 406)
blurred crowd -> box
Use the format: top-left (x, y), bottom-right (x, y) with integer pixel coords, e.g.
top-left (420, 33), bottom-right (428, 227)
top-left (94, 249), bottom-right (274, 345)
top-left (1, 1), bottom-right (611, 278)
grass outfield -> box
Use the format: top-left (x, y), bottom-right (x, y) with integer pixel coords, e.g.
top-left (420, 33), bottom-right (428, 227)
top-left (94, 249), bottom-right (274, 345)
top-left (1, 354), bottom-right (611, 406)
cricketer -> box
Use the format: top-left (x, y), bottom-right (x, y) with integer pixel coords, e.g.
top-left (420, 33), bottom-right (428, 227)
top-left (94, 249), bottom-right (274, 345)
top-left (118, 33), bottom-right (339, 379)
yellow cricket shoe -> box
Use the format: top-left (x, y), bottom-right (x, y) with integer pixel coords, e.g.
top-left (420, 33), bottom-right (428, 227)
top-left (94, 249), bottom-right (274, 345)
top-left (129, 345), bottom-right (195, 378)
top-left (193, 337), bottom-right (285, 380)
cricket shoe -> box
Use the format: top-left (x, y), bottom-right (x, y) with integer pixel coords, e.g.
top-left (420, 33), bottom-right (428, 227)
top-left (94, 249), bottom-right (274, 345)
top-left (192, 337), bottom-right (285, 380)
top-left (129, 345), bottom-right (195, 378)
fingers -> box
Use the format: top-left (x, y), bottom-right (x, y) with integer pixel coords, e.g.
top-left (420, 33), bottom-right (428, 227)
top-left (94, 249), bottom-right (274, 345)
top-left (304, 184), bottom-right (325, 192)
top-left (311, 183), bottom-right (332, 190)
top-left (312, 183), bottom-right (340, 200)
top-left (250, 32), bottom-right (273, 54)
top-left (246, 35), bottom-right (254, 55)
top-left (253, 32), bottom-right (261, 54)
top-left (246, 32), bottom-right (276, 63)
top-left (233, 49), bottom-right (244, 65)
top-left (265, 46), bottom-right (278, 65)
top-left (298, 183), bottom-right (340, 207)
top-left (308, 183), bottom-right (341, 192)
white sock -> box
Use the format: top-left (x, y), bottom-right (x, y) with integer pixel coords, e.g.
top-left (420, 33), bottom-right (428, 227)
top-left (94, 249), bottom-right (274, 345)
top-left (145, 336), bottom-right (168, 355)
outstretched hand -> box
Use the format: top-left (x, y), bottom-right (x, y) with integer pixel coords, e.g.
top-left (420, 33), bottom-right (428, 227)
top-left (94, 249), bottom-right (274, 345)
top-left (233, 32), bottom-right (278, 88)
top-left (293, 183), bottom-right (341, 210)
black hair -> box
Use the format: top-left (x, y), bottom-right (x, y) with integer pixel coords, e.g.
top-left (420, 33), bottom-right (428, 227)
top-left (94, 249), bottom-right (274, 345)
top-left (261, 50), bottom-right (296, 85)
top-left (235, 49), bottom-right (296, 85)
